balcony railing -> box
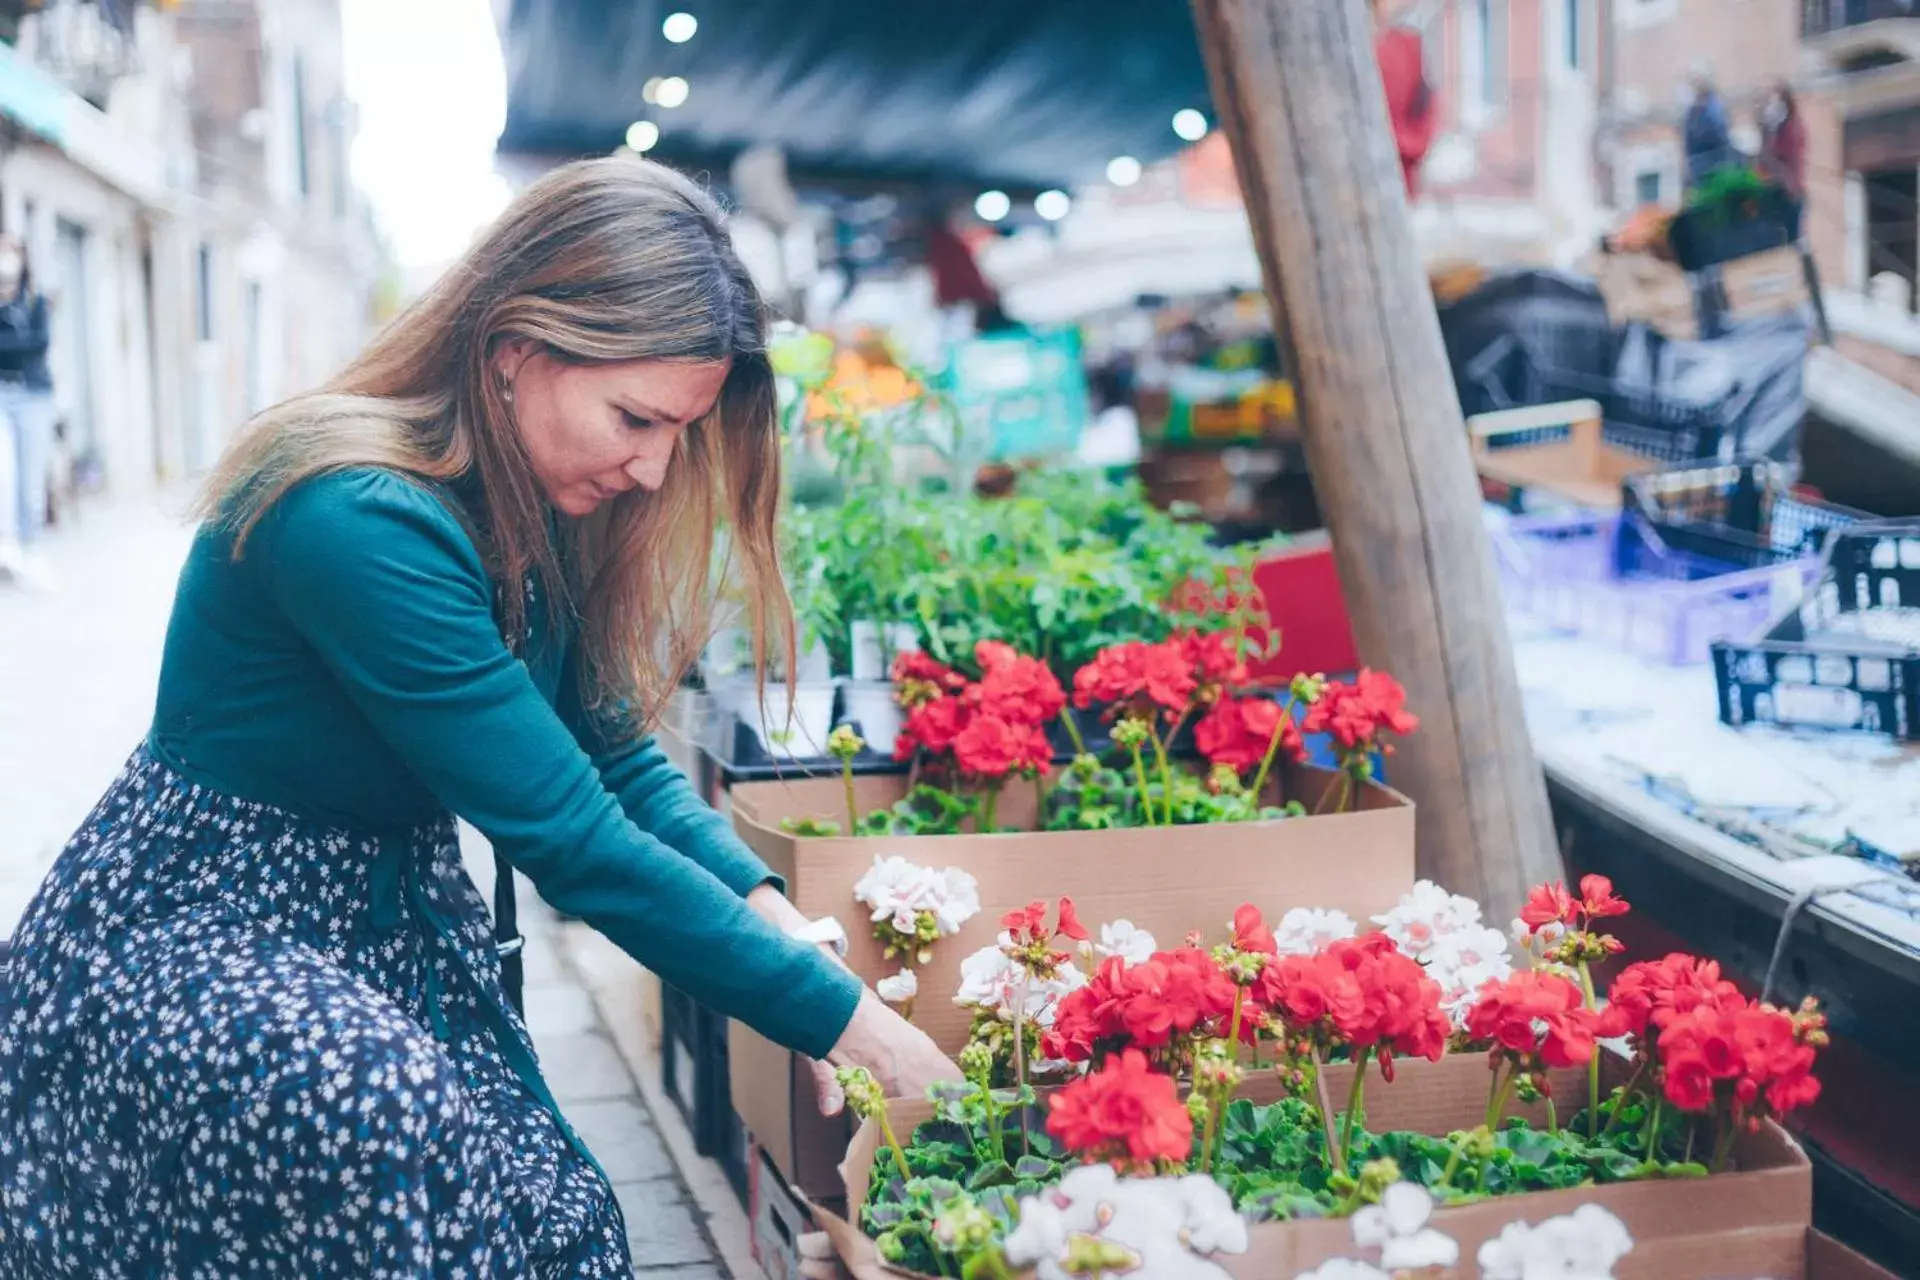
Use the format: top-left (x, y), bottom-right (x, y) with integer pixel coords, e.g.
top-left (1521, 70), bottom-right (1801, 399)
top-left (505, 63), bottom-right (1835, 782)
top-left (1803, 0), bottom-right (1920, 38)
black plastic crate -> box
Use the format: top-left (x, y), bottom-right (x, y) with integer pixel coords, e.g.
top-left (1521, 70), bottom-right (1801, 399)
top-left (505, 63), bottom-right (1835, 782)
top-left (659, 984), bottom-right (736, 1162)
top-left (1711, 523), bottom-right (1920, 741)
top-left (1620, 461), bottom-right (1869, 573)
top-left (1667, 185), bottom-right (1797, 273)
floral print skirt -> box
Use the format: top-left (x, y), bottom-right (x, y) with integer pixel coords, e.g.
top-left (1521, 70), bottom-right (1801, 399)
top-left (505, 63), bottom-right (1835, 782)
top-left (0, 746), bottom-right (630, 1278)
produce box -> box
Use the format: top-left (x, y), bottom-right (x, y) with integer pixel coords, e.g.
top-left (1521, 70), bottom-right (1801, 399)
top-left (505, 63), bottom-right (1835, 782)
top-left (1621, 1227), bottom-right (1900, 1279)
top-left (1469, 399), bottom-right (1659, 512)
top-left (1719, 245), bottom-right (1814, 326)
top-left (940, 330), bottom-right (1090, 463)
top-left (819, 1056), bottom-right (1811, 1280)
top-left (1135, 375), bottom-right (1297, 447)
top-left (727, 762), bottom-right (1414, 1193)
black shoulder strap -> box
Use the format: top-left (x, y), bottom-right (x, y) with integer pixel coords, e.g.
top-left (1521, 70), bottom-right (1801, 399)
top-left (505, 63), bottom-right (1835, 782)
top-left (494, 847), bottom-right (525, 1017)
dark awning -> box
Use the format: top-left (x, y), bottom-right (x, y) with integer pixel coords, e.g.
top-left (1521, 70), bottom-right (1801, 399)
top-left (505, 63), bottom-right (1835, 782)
top-left (495, 0), bottom-right (1213, 195)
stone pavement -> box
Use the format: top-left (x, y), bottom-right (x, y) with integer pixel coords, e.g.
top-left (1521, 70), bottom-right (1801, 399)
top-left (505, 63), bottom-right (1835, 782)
top-left (0, 491), bottom-right (733, 1279)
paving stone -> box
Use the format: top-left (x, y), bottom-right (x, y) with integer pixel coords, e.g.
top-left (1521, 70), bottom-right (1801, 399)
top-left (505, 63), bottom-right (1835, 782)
top-left (563, 1098), bottom-right (678, 1183)
top-left (630, 1267), bottom-right (727, 1280)
top-left (524, 983), bottom-right (601, 1038)
top-left (612, 1183), bottom-right (713, 1268)
top-left (539, 1029), bottom-right (637, 1102)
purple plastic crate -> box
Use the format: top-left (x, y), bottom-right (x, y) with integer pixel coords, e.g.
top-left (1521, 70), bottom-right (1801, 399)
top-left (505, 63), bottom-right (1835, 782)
top-left (1491, 511), bottom-right (1820, 665)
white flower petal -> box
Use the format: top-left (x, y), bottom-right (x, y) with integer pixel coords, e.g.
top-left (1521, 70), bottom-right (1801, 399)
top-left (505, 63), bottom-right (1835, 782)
top-left (1349, 1205), bottom-right (1390, 1248)
top-left (1380, 1228), bottom-right (1460, 1271)
top-left (876, 969), bottom-right (917, 1004)
top-left (1379, 1181), bottom-right (1434, 1235)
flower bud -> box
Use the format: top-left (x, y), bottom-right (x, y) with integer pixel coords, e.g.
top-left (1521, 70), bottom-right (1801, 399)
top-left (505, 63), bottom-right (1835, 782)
top-left (959, 1040), bottom-right (994, 1086)
top-left (828, 724), bottom-right (866, 762)
top-left (1291, 672), bottom-right (1328, 703)
top-left (835, 1065), bottom-right (887, 1119)
top-left (876, 1230), bottom-right (908, 1263)
top-left (1356, 1157), bottom-right (1403, 1201)
top-left (1112, 717), bottom-right (1151, 750)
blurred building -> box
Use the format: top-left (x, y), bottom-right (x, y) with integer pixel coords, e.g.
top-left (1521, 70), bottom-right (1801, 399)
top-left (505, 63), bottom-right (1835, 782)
top-left (0, 0), bottom-right (382, 502)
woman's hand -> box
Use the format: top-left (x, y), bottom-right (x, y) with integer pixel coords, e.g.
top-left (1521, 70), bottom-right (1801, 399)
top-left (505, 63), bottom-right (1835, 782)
top-left (815, 987), bottom-right (962, 1115)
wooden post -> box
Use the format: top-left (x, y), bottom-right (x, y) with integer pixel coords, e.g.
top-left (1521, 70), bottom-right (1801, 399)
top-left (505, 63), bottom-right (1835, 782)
top-left (1189, 0), bottom-right (1559, 920)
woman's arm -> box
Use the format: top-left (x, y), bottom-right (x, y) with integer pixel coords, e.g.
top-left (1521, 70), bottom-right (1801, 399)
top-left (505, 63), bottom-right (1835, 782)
top-left (557, 674), bottom-right (781, 900)
top-left (249, 469), bottom-right (861, 1058)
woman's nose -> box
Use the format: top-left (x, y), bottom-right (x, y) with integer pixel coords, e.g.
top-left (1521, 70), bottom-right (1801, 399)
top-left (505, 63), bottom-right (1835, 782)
top-left (624, 443), bottom-right (672, 492)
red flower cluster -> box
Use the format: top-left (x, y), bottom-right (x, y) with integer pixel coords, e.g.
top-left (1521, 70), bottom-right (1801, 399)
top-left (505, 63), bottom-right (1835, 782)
top-left (1071, 640), bottom-right (1197, 717)
top-left (1597, 953), bottom-right (1744, 1040)
top-left (1195, 696), bottom-right (1305, 774)
top-left (1465, 971), bottom-right (1600, 1077)
top-left (1178, 630), bottom-right (1249, 699)
top-left (892, 641), bottom-right (1063, 780)
top-left (1303, 670), bottom-right (1419, 756)
top-left (1045, 947), bottom-right (1238, 1062)
top-left (1002, 897), bottom-right (1086, 982)
top-left (1659, 999), bottom-right (1822, 1125)
top-left (1257, 933), bottom-right (1450, 1077)
top-left (1046, 1048), bottom-right (1194, 1168)
top-left (1521, 875), bottom-right (1631, 932)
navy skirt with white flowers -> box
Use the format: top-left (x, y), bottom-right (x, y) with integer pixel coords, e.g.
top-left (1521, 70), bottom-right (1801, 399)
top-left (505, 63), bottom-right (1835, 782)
top-left (0, 747), bottom-right (630, 1277)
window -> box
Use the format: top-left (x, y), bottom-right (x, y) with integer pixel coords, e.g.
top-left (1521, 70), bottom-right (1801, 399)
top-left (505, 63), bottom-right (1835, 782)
top-left (196, 243), bottom-right (214, 342)
top-left (1635, 170), bottom-right (1662, 206)
top-left (1477, 0), bottom-right (1508, 108)
top-left (1565, 0), bottom-right (1584, 69)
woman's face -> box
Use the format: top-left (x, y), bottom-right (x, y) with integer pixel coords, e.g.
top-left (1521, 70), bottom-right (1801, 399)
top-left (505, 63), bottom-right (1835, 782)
top-left (492, 339), bottom-right (730, 518)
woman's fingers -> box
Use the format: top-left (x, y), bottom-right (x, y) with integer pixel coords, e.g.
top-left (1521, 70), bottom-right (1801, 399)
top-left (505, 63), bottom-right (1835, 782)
top-left (797, 1230), bottom-right (846, 1279)
top-left (811, 1056), bottom-right (845, 1115)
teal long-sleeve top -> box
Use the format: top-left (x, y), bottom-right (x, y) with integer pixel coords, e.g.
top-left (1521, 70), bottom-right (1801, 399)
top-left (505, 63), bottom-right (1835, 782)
top-left (148, 466), bottom-right (860, 1060)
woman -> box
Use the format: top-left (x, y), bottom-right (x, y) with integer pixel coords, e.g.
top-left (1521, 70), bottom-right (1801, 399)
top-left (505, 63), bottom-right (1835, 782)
top-left (0, 158), bottom-right (955, 1276)
top-left (1759, 81), bottom-right (1808, 240)
top-left (0, 230), bottom-right (57, 591)
top-left (1373, 0), bottom-right (1437, 197)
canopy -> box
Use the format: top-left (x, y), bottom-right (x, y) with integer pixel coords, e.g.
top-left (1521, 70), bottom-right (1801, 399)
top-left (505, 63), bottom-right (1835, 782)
top-left (495, 0), bottom-right (1213, 195)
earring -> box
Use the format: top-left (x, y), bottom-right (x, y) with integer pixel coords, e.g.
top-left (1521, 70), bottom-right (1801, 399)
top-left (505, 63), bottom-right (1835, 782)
top-left (499, 381), bottom-right (514, 403)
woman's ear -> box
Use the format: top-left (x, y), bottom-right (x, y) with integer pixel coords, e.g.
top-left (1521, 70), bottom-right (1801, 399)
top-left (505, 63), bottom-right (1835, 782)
top-left (491, 337), bottom-right (538, 391)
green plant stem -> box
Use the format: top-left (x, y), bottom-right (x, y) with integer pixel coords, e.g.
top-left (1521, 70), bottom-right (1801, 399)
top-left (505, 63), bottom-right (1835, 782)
top-left (1545, 1097), bottom-right (1559, 1135)
top-left (1486, 1063), bottom-right (1520, 1131)
top-left (1578, 961), bottom-right (1601, 1139)
top-left (978, 787), bottom-right (999, 834)
top-left (1438, 1124), bottom-right (1483, 1191)
top-left (841, 758), bottom-right (859, 834)
top-left (1153, 707), bottom-right (1193, 825)
top-left (1058, 708), bottom-right (1087, 755)
top-left (1645, 1097), bottom-right (1665, 1162)
top-left (1601, 1058), bottom-right (1653, 1139)
top-left (1309, 1045), bottom-right (1347, 1178)
top-left (1683, 1118), bottom-right (1697, 1167)
top-left (876, 1111), bottom-right (913, 1185)
top-left (1013, 976), bottom-right (1031, 1157)
top-left (1128, 746), bottom-right (1155, 826)
top-left (983, 1082), bottom-right (1005, 1166)
top-left (1246, 691), bottom-right (1300, 804)
top-left (1709, 1121), bottom-right (1739, 1175)
top-left (1197, 1092), bottom-right (1221, 1177)
top-left (1340, 1060), bottom-right (1368, 1170)
top-left (1313, 767), bottom-right (1355, 816)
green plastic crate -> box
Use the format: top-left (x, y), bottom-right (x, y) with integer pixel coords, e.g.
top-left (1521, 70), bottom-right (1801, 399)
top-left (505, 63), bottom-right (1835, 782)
top-left (940, 330), bottom-right (1091, 462)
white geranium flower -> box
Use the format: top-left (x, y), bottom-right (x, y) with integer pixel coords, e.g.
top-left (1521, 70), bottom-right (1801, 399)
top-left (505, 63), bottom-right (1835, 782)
top-left (1272, 907), bottom-right (1358, 956)
top-left (954, 940), bottom-right (1086, 1026)
top-left (1425, 923), bottom-right (1516, 1030)
top-left (851, 855), bottom-right (981, 940)
top-left (875, 969), bottom-right (917, 1006)
top-left (1350, 1182), bottom-right (1459, 1272)
top-left (1094, 920), bottom-right (1158, 966)
top-left (1009, 1166), bottom-right (1245, 1280)
top-left (1478, 1203), bottom-right (1634, 1280)
top-left (1511, 916), bottom-right (1567, 966)
top-left (1375, 880), bottom-right (1484, 961)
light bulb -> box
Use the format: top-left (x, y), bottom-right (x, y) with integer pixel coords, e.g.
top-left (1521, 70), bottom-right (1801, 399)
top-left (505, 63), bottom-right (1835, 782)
top-left (1106, 156), bottom-right (1142, 187)
top-left (625, 120), bottom-right (660, 152)
top-left (1173, 108), bottom-right (1209, 141)
top-left (662, 12), bottom-right (698, 43)
top-left (974, 190), bottom-right (1011, 222)
top-left (656, 76), bottom-right (690, 109)
top-left (1035, 190), bottom-right (1071, 221)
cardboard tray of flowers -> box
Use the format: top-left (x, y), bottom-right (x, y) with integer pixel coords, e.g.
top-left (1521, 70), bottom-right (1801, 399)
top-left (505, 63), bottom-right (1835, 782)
top-left (727, 640), bottom-right (1422, 1196)
top-left (813, 881), bottom-right (1824, 1280)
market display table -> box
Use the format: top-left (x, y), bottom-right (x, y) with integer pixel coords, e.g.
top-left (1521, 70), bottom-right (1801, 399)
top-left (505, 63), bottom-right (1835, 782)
top-left (1511, 617), bottom-right (1920, 1275)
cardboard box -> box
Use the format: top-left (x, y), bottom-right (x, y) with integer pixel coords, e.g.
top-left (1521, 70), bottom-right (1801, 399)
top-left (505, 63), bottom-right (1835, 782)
top-left (1588, 250), bottom-right (1699, 341)
top-left (729, 761), bottom-right (1415, 1195)
top-left (1618, 1227), bottom-right (1898, 1280)
top-left (819, 1056), bottom-right (1812, 1280)
top-left (731, 761), bottom-right (1414, 1053)
top-left (749, 1142), bottom-right (816, 1280)
top-left (1720, 245), bottom-right (1814, 326)
top-left (1469, 400), bottom-right (1658, 511)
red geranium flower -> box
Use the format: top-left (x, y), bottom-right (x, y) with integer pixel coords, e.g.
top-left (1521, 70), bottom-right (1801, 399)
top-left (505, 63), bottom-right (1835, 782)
top-left (952, 712), bottom-right (1051, 779)
top-left (1046, 1049), bottom-right (1192, 1168)
top-left (1465, 971), bottom-right (1599, 1077)
top-left (1114, 948), bottom-right (1238, 1049)
top-left (1598, 953), bottom-right (1744, 1040)
top-left (1056, 897), bottom-right (1090, 944)
top-left (970, 641), bottom-right (1067, 728)
top-left (1071, 641), bottom-right (1197, 716)
top-left (892, 651), bottom-right (965, 708)
top-left (1177, 629), bottom-right (1248, 697)
top-left (1303, 670), bottom-right (1419, 755)
top-left (1195, 697), bottom-right (1303, 774)
top-left (1044, 957), bottom-right (1131, 1063)
top-left (1520, 875), bottom-right (1633, 936)
top-left (1231, 904), bottom-right (1277, 957)
top-left (1520, 881), bottom-right (1577, 931)
top-left (1260, 933), bottom-right (1449, 1076)
top-left (894, 697), bottom-right (967, 761)
top-left (1659, 999), bottom-right (1821, 1126)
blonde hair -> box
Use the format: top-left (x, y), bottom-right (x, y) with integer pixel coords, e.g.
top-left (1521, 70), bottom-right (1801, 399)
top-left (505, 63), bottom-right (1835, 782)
top-left (195, 157), bottom-right (791, 731)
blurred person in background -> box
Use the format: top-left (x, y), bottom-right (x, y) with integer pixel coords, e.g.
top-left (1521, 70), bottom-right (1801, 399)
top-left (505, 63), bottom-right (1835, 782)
top-left (1375, 0), bottom-right (1437, 197)
top-left (0, 158), bottom-right (955, 1278)
top-left (0, 231), bottom-right (56, 592)
top-left (1684, 63), bottom-right (1734, 192)
top-left (1759, 80), bottom-right (1808, 239)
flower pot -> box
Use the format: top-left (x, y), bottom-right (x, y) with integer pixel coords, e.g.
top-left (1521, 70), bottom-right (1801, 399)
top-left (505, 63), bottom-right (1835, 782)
top-left (838, 681), bottom-right (904, 756)
top-left (848, 620), bottom-right (922, 682)
top-left (752, 683), bottom-right (837, 760)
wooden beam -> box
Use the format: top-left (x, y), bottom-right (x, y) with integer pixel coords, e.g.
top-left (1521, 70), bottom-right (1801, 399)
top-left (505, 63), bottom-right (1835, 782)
top-left (1189, 0), bottom-right (1560, 921)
